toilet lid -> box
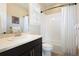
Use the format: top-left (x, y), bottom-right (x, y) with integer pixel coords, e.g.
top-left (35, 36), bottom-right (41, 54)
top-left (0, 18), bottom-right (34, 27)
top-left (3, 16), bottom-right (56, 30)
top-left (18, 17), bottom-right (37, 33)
top-left (43, 44), bottom-right (53, 51)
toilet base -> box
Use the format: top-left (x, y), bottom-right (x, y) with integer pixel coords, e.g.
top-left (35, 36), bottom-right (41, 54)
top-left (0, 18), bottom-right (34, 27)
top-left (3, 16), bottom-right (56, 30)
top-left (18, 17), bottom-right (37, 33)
top-left (42, 50), bottom-right (52, 56)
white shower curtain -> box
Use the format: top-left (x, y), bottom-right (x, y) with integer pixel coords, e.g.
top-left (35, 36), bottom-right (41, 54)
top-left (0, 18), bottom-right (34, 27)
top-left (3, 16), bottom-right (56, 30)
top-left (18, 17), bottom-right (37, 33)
top-left (61, 4), bottom-right (77, 55)
top-left (41, 12), bottom-right (63, 54)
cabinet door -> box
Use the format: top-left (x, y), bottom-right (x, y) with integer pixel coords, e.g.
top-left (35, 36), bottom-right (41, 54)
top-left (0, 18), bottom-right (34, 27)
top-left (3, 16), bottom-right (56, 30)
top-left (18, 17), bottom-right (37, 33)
top-left (21, 51), bottom-right (31, 56)
top-left (33, 44), bottom-right (42, 56)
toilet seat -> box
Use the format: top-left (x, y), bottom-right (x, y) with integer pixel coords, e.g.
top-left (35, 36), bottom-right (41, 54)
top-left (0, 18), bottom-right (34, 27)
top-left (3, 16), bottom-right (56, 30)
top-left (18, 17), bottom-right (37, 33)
top-left (43, 43), bottom-right (53, 51)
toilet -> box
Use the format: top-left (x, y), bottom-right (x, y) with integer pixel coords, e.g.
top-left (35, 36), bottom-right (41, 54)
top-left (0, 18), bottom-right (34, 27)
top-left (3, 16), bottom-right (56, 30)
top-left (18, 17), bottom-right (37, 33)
top-left (42, 43), bottom-right (53, 56)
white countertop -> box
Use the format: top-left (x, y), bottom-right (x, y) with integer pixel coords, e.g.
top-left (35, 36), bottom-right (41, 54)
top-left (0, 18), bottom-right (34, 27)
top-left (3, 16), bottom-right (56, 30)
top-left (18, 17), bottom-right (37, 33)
top-left (0, 33), bottom-right (41, 53)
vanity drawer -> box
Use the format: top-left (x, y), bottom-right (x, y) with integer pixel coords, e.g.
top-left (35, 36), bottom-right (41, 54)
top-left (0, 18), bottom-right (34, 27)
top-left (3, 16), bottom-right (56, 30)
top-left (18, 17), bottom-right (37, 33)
top-left (0, 43), bottom-right (30, 56)
top-left (0, 37), bottom-right (42, 56)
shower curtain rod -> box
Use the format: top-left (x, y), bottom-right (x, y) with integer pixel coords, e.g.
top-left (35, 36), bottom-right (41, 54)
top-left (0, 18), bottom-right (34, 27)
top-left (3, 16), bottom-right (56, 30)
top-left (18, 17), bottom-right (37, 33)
top-left (41, 3), bottom-right (77, 13)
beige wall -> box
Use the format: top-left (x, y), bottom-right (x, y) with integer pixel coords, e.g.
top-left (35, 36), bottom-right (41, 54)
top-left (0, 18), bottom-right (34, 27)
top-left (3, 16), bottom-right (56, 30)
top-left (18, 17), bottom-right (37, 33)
top-left (7, 3), bottom-right (27, 17)
top-left (29, 3), bottom-right (41, 35)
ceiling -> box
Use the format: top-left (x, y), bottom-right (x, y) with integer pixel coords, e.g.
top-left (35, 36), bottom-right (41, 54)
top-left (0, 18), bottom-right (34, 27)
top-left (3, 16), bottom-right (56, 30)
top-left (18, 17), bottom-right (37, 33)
top-left (39, 3), bottom-right (64, 11)
top-left (26, 3), bottom-right (58, 10)
top-left (14, 3), bottom-right (28, 10)
top-left (13, 3), bottom-right (65, 12)
top-left (39, 3), bottom-right (57, 9)
top-left (14, 3), bottom-right (63, 10)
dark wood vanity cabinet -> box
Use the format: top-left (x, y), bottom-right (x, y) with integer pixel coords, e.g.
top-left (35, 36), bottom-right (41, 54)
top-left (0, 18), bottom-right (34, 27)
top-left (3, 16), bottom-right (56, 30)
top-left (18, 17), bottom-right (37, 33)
top-left (0, 37), bottom-right (42, 56)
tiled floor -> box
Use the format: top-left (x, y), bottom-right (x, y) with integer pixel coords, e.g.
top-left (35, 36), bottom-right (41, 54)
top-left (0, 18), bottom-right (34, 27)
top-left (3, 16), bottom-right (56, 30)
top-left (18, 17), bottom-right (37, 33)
top-left (77, 49), bottom-right (79, 56)
top-left (52, 48), bottom-right (79, 56)
top-left (52, 51), bottom-right (64, 56)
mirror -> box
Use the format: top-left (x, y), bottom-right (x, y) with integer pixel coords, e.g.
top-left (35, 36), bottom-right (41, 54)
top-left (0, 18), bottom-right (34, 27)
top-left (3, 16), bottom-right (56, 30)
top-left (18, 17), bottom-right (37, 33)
top-left (0, 3), bottom-right (29, 37)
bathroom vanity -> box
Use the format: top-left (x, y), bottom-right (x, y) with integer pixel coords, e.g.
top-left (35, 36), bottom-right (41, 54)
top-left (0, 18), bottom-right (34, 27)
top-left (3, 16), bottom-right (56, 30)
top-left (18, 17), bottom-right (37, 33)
top-left (0, 33), bottom-right (42, 56)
